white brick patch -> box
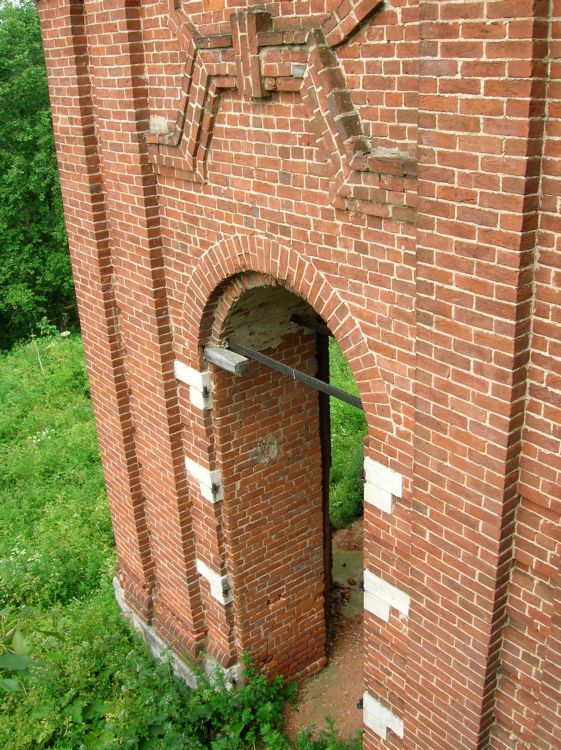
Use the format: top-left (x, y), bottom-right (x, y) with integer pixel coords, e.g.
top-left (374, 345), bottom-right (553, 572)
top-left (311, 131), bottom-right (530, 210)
top-left (292, 63), bottom-right (307, 78)
top-left (363, 691), bottom-right (404, 741)
top-left (363, 457), bottom-right (403, 514)
top-left (185, 457), bottom-right (223, 503)
top-left (364, 569), bottom-right (410, 623)
top-left (196, 559), bottom-right (233, 605)
top-left (149, 114), bottom-right (170, 135)
top-left (174, 360), bottom-right (212, 410)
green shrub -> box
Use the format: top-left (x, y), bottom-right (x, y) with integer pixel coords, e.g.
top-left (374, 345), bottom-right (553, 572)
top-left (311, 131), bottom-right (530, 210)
top-left (1, 588), bottom-right (360, 750)
top-left (0, 588), bottom-right (193, 750)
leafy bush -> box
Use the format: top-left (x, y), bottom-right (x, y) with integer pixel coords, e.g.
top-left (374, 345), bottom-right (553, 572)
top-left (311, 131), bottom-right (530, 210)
top-left (0, 1), bottom-right (75, 349)
top-left (0, 588), bottom-right (360, 750)
top-left (0, 589), bottom-right (193, 750)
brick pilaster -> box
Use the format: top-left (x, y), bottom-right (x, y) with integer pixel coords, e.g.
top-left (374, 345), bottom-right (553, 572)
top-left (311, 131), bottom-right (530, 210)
top-left (413, 2), bottom-right (547, 748)
top-left (81, 0), bottom-right (205, 655)
top-left (37, 0), bottom-right (155, 619)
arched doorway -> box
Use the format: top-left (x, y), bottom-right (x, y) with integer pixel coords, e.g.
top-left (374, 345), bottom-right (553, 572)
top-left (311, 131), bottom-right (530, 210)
top-left (178, 236), bottom-right (405, 745)
top-left (205, 277), bottom-right (367, 731)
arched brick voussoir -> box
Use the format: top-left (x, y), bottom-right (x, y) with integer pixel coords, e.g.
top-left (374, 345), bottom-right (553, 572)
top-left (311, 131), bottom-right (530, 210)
top-left (322, 0), bottom-right (384, 48)
top-left (179, 233), bottom-right (396, 443)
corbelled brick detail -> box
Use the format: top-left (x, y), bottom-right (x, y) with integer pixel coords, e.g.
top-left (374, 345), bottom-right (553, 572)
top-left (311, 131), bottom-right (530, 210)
top-left (38, 0), bottom-right (561, 748)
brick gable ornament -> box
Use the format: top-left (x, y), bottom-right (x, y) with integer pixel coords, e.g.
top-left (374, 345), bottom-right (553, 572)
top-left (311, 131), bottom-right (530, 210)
top-left (147, 0), bottom-right (417, 221)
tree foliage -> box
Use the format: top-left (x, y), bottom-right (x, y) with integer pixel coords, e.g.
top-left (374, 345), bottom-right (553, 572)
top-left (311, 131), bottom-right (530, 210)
top-left (0, 0), bottom-right (74, 349)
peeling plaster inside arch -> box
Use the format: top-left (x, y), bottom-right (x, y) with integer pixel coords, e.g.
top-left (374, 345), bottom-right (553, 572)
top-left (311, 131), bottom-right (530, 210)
top-left (221, 286), bottom-right (313, 351)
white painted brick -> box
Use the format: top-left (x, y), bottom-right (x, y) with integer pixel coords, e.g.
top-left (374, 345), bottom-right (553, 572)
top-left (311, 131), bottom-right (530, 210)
top-left (363, 691), bottom-right (404, 740)
top-left (174, 360), bottom-right (212, 410)
top-left (364, 483), bottom-right (393, 514)
top-left (196, 559), bottom-right (233, 605)
top-left (364, 457), bottom-right (403, 497)
top-left (149, 114), bottom-right (170, 135)
top-left (364, 569), bottom-right (410, 621)
top-left (185, 457), bottom-right (223, 503)
top-left (363, 457), bottom-right (403, 515)
top-left (364, 591), bottom-right (391, 622)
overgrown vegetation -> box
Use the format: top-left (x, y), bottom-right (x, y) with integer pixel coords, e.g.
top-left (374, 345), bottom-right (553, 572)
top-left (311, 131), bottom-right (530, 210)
top-left (0, 336), bottom-right (363, 749)
top-left (0, 336), bottom-right (112, 609)
top-left (0, 1), bottom-right (75, 349)
top-left (329, 339), bottom-right (368, 529)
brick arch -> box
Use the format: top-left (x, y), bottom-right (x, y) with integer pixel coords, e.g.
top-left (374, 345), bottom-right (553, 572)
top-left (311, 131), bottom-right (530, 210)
top-left (180, 232), bottom-right (394, 442)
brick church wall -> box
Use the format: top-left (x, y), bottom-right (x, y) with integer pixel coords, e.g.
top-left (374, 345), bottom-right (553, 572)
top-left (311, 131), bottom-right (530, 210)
top-left (37, 0), bottom-right (561, 747)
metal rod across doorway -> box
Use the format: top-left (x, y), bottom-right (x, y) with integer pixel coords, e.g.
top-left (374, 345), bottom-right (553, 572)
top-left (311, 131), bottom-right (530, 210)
top-left (221, 339), bottom-right (364, 411)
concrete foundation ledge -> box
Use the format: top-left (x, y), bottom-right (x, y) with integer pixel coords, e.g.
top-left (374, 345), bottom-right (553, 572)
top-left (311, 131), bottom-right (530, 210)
top-left (112, 577), bottom-right (242, 687)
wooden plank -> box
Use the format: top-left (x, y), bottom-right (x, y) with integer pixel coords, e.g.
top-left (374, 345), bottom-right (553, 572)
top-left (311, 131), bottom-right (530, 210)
top-left (204, 345), bottom-right (250, 375)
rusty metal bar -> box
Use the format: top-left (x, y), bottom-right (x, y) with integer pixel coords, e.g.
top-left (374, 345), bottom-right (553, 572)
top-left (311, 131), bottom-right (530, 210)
top-left (226, 338), bottom-right (363, 411)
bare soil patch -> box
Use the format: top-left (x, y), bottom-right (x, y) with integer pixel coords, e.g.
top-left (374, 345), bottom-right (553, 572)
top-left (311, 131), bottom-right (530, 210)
top-left (284, 519), bottom-right (364, 741)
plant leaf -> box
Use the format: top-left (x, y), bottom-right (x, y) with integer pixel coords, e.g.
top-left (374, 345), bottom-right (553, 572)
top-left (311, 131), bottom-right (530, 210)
top-left (0, 677), bottom-right (20, 692)
top-left (11, 630), bottom-right (30, 656)
top-left (0, 652), bottom-right (32, 671)
top-left (83, 699), bottom-right (110, 720)
top-left (64, 698), bottom-right (83, 723)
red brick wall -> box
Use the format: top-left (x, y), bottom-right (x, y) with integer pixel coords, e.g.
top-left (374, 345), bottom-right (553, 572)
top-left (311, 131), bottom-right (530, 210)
top-left (37, 0), bottom-right (561, 747)
top-left (214, 327), bottom-right (326, 681)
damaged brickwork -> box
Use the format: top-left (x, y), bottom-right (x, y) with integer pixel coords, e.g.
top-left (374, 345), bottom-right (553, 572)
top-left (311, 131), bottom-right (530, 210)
top-left (38, 0), bottom-right (561, 748)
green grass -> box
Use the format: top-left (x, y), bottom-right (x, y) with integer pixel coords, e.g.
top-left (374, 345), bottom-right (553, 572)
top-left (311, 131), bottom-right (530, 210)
top-left (0, 335), bottom-right (363, 749)
top-left (0, 336), bottom-right (114, 609)
top-left (328, 339), bottom-right (367, 529)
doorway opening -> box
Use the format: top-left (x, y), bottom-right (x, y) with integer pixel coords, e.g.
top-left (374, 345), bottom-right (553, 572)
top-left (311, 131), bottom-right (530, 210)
top-left (207, 280), bottom-right (367, 739)
top-left (284, 337), bottom-right (367, 740)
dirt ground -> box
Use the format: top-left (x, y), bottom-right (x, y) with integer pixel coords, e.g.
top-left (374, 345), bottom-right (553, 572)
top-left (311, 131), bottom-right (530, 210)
top-left (284, 519), bottom-right (364, 741)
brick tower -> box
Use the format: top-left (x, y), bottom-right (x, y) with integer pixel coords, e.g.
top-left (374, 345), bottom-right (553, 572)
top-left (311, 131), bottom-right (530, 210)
top-left (37, 1), bottom-right (561, 748)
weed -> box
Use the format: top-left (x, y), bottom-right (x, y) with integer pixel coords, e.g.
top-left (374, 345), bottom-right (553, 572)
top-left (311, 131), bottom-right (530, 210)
top-left (0, 608), bottom-right (34, 694)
